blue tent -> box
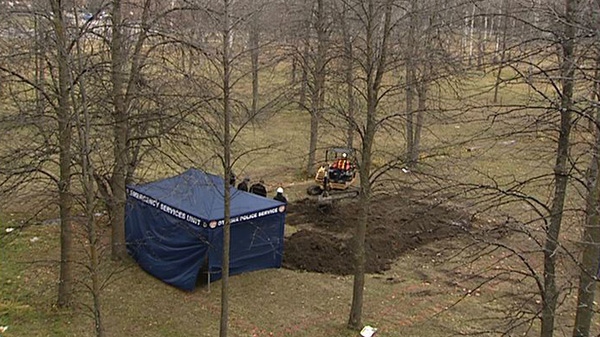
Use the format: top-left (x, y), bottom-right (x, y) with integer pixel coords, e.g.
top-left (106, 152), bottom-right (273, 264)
top-left (125, 168), bottom-right (286, 291)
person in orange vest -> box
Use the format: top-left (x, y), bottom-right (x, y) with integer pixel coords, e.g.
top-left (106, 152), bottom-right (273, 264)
top-left (330, 153), bottom-right (353, 182)
top-left (331, 153), bottom-right (352, 171)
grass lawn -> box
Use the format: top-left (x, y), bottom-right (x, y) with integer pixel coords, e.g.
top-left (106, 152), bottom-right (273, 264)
top-left (0, 221), bottom-right (529, 337)
top-left (1, 71), bottom-right (600, 337)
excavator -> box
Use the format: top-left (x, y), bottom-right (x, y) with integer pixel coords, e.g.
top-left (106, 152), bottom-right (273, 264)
top-left (306, 147), bottom-right (360, 205)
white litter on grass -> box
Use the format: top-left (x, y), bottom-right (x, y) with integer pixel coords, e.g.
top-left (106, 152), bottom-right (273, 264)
top-left (360, 325), bottom-right (377, 337)
top-left (29, 236), bottom-right (40, 243)
top-left (5, 227), bottom-right (14, 233)
top-left (401, 167), bottom-right (410, 173)
top-left (0, 325), bottom-right (8, 333)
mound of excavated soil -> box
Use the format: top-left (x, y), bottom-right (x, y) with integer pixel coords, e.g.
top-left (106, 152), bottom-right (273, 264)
top-left (282, 193), bottom-right (472, 275)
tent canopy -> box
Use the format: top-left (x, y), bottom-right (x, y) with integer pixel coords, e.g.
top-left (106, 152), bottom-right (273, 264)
top-left (126, 168), bottom-right (286, 291)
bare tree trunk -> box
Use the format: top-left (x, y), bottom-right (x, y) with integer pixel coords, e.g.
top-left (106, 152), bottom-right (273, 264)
top-left (493, 0), bottom-right (508, 104)
top-left (299, 36), bottom-right (309, 108)
top-left (50, 0), bottom-right (74, 308)
top-left (408, 4), bottom-right (433, 167)
top-left (405, 0), bottom-right (416, 167)
top-left (306, 0), bottom-right (327, 177)
top-left (72, 22), bottom-right (105, 336)
top-left (109, 0), bottom-right (128, 261)
top-left (405, 63), bottom-right (415, 163)
top-left (79, 86), bottom-right (105, 337)
top-left (489, 14), bottom-right (495, 44)
top-left (571, 52), bottom-right (600, 337)
top-left (220, 1), bottom-right (233, 336)
top-left (348, 143), bottom-right (370, 329)
top-left (590, 56), bottom-right (600, 131)
top-left (250, 10), bottom-right (259, 117)
top-left (348, 0), bottom-right (392, 329)
top-left (342, 6), bottom-right (355, 149)
top-left (290, 55), bottom-right (297, 85)
top-left (107, 0), bottom-right (151, 260)
top-left (468, 4), bottom-right (476, 65)
top-left (89, 221), bottom-right (103, 337)
top-left (34, 15), bottom-right (46, 116)
top-left (412, 82), bottom-right (426, 164)
top-left (541, 1), bottom-right (577, 336)
top-left (307, 108), bottom-right (319, 176)
top-left (483, 14), bottom-right (488, 42)
top-left (477, 20), bottom-right (484, 69)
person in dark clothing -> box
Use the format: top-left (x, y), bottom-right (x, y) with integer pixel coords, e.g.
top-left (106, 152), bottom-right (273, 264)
top-left (273, 187), bottom-right (287, 203)
top-left (237, 177), bottom-right (250, 192)
top-left (229, 172), bottom-right (236, 187)
top-left (329, 152), bottom-right (354, 182)
top-left (249, 179), bottom-right (267, 197)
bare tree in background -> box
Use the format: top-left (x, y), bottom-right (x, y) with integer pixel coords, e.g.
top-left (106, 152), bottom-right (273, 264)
top-left (249, 0), bottom-right (261, 117)
top-left (402, 0), bottom-right (462, 167)
top-left (404, 0), bottom-right (418, 166)
top-left (289, 0), bottom-right (331, 176)
top-left (437, 0), bottom-right (591, 335)
top-left (493, 0), bottom-right (509, 104)
top-left (331, 0), bottom-right (357, 149)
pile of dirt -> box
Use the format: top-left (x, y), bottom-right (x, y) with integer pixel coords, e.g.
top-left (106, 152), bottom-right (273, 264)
top-left (282, 194), bottom-right (473, 275)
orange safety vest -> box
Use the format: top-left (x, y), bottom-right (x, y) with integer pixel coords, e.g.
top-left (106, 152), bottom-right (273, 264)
top-left (332, 159), bottom-right (351, 170)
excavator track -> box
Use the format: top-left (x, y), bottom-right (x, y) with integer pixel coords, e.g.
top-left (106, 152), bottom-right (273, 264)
top-left (317, 187), bottom-right (360, 205)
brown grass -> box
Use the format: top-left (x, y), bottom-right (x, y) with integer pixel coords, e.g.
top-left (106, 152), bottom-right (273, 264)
top-left (2, 70), bottom-right (600, 337)
top-left (7, 219), bottom-right (596, 337)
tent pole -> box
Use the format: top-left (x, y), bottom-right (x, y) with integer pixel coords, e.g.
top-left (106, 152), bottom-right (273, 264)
top-left (207, 269), bottom-right (210, 293)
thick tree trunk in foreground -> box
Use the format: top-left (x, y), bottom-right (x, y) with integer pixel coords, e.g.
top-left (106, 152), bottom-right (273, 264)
top-left (50, 0), bottom-right (74, 308)
top-left (107, 0), bottom-right (152, 260)
top-left (109, 0), bottom-right (128, 261)
top-left (541, 1), bottom-right (577, 336)
top-left (220, 1), bottom-right (233, 336)
top-left (572, 52), bottom-right (600, 337)
top-left (348, 0), bottom-right (392, 329)
top-left (73, 26), bottom-right (105, 336)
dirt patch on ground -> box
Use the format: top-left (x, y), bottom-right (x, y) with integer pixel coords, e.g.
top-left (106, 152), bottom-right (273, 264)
top-left (282, 192), bottom-right (473, 275)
